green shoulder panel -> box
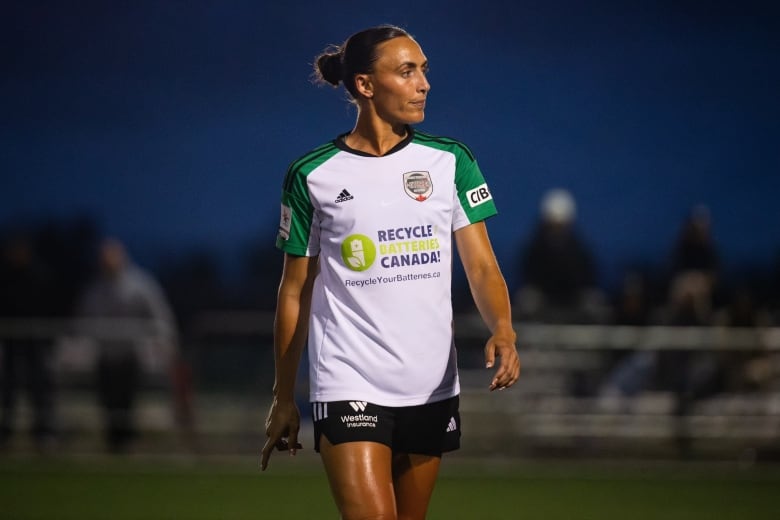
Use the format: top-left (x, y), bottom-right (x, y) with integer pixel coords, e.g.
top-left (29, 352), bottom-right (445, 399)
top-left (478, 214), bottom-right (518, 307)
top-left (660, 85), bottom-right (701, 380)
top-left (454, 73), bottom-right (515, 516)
top-left (413, 131), bottom-right (497, 223)
top-left (276, 142), bottom-right (341, 253)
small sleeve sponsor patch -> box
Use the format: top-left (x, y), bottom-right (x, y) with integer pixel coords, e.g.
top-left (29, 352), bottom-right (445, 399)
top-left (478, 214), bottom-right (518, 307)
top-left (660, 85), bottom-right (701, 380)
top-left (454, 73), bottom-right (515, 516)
top-left (278, 203), bottom-right (292, 240)
top-left (466, 183), bottom-right (493, 208)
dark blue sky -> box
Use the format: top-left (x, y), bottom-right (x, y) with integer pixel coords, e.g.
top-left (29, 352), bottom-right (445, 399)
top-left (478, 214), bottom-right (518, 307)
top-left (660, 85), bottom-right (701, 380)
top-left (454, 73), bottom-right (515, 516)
top-left (2, 1), bottom-right (779, 288)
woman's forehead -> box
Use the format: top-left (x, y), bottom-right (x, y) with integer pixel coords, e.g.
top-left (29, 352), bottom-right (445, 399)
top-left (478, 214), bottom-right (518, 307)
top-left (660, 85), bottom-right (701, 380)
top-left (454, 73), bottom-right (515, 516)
top-left (374, 36), bottom-right (427, 68)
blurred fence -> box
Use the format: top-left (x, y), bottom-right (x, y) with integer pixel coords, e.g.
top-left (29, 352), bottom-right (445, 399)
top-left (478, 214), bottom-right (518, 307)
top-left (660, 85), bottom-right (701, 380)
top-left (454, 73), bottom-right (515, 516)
top-left (453, 314), bottom-right (780, 461)
top-left (1, 313), bottom-right (779, 460)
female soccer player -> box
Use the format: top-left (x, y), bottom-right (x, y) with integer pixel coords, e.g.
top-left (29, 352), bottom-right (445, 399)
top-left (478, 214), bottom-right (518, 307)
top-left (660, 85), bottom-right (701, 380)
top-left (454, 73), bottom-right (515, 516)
top-left (261, 25), bottom-right (520, 519)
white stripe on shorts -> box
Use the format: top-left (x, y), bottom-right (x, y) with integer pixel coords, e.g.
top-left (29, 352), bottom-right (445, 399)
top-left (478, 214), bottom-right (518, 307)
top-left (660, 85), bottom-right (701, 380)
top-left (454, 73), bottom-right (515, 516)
top-left (313, 402), bottom-right (328, 422)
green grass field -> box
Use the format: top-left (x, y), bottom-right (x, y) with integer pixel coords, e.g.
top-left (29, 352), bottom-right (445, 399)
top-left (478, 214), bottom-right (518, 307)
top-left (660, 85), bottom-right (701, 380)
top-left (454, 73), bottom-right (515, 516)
top-left (2, 455), bottom-right (779, 519)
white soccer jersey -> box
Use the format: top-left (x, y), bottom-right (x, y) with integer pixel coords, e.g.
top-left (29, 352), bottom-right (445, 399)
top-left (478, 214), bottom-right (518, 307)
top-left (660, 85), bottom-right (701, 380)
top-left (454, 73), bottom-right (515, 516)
top-left (276, 128), bottom-right (497, 406)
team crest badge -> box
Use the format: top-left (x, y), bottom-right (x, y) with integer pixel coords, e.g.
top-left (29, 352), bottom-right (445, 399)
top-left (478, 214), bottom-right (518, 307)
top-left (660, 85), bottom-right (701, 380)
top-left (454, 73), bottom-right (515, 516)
top-left (403, 171), bottom-right (433, 202)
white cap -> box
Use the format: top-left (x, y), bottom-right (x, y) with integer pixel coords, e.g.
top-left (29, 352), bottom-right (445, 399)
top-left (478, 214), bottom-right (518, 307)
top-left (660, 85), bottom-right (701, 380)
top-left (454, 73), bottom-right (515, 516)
top-left (541, 188), bottom-right (576, 223)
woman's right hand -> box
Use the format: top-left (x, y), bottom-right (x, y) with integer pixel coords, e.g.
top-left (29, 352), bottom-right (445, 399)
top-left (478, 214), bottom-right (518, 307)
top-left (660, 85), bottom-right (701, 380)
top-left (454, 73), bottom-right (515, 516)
top-left (260, 397), bottom-right (302, 471)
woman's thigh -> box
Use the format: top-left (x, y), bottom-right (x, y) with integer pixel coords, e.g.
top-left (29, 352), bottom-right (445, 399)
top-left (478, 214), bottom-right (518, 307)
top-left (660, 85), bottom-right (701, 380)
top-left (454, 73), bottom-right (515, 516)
top-left (392, 452), bottom-right (442, 520)
top-left (319, 436), bottom-right (396, 519)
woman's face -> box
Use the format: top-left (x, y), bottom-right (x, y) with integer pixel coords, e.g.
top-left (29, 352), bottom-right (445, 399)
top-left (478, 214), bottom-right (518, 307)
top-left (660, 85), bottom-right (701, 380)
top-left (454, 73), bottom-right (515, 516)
top-left (367, 36), bottom-right (430, 125)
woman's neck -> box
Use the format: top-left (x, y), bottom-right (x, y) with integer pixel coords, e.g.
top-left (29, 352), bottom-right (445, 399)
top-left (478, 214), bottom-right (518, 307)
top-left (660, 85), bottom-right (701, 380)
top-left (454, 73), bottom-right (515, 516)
top-left (344, 116), bottom-right (408, 156)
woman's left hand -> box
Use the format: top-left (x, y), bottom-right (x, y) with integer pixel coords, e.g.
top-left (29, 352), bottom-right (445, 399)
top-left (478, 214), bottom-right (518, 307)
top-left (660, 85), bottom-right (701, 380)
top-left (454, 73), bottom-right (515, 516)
top-left (485, 331), bottom-right (520, 391)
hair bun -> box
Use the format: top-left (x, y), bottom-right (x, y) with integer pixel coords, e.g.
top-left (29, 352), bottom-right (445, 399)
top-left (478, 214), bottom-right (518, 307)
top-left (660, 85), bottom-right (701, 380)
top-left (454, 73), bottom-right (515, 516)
top-left (316, 51), bottom-right (343, 86)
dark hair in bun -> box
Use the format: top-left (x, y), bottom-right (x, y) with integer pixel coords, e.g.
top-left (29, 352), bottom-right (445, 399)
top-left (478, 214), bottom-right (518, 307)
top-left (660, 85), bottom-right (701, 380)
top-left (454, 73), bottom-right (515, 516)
top-left (313, 25), bottom-right (411, 99)
top-left (315, 49), bottom-right (343, 87)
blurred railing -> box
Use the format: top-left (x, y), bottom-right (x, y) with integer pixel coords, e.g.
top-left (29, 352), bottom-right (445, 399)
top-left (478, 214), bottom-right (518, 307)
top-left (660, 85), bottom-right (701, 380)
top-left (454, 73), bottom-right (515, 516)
top-left (1, 313), bottom-right (779, 459)
top-left (453, 313), bottom-right (780, 460)
top-left (0, 317), bottom-right (177, 380)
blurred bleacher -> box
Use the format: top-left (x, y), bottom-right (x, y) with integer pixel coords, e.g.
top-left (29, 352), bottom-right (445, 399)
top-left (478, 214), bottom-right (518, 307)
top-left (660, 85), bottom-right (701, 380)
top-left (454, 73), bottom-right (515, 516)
top-left (2, 312), bottom-right (779, 462)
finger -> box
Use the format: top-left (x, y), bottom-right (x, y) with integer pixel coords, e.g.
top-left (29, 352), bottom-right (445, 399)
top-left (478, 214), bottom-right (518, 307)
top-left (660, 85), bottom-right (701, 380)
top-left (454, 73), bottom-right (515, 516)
top-left (260, 437), bottom-right (276, 471)
top-left (273, 437), bottom-right (303, 451)
top-left (490, 366), bottom-right (507, 391)
top-left (504, 356), bottom-right (522, 387)
top-left (494, 370), bottom-right (515, 390)
top-left (484, 342), bottom-right (496, 369)
top-left (288, 430), bottom-right (300, 456)
top-left (491, 353), bottom-right (519, 391)
top-left (489, 352), bottom-right (510, 388)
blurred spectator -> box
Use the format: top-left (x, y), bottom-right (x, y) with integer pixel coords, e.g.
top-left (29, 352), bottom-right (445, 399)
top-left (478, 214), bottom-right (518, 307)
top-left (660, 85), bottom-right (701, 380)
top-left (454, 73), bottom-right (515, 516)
top-left (612, 271), bottom-right (652, 327)
top-left (657, 206), bottom-right (722, 410)
top-left (514, 188), bottom-right (606, 323)
top-left (0, 232), bottom-right (58, 449)
top-left (598, 271), bottom-right (655, 405)
top-left (651, 206), bottom-right (723, 456)
top-left (668, 204), bottom-right (719, 320)
top-left (77, 238), bottom-right (179, 453)
top-left (712, 283), bottom-right (774, 392)
top-left (599, 207), bottom-right (724, 420)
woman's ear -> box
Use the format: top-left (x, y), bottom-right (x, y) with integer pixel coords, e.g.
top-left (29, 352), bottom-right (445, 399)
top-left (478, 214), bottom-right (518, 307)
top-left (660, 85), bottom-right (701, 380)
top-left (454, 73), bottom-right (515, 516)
top-left (354, 74), bottom-right (374, 99)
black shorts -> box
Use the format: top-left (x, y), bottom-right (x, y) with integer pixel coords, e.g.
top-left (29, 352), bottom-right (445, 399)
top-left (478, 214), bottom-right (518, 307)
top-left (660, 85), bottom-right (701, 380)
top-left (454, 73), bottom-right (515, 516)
top-left (311, 396), bottom-right (461, 456)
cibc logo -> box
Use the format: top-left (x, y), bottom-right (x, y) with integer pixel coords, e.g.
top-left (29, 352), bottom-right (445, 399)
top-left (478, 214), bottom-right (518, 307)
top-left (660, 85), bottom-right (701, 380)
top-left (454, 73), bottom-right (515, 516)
top-left (466, 183), bottom-right (493, 208)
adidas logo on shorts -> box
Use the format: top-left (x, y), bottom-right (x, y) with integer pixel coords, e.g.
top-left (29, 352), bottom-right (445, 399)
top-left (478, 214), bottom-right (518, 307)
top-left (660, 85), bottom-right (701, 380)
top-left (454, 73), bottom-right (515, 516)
top-left (446, 416), bottom-right (457, 432)
top-left (335, 189), bottom-right (354, 203)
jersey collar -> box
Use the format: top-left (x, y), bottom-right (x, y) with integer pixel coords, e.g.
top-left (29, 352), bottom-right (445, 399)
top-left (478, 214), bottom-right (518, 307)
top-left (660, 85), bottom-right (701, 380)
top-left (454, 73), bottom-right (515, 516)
top-left (334, 126), bottom-right (415, 157)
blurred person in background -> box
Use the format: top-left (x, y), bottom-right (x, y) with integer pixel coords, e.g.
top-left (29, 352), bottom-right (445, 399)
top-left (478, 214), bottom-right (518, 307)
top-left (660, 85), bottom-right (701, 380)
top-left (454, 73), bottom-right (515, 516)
top-left (599, 207), bottom-right (726, 424)
top-left (0, 231), bottom-right (58, 450)
top-left (652, 206), bottom-right (724, 456)
top-left (667, 204), bottom-right (719, 322)
top-left (77, 238), bottom-right (180, 453)
top-left (712, 282), bottom-right (774, 393)
top-left (513, 188), bottom-right (606, 323)
top-left (658, 205), bottom-right (722, 404)
top-left (598, 271), bottom-right (656, 409)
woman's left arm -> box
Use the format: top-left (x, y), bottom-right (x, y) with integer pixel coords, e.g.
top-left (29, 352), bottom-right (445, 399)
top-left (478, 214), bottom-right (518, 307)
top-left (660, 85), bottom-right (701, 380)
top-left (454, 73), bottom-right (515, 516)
top-left (454, 221), bottom-right (521, 390)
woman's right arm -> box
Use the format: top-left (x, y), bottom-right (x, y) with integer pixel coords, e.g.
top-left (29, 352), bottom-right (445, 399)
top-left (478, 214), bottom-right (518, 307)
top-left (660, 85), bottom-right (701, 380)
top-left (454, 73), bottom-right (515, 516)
top-left (261, 253), bottom-right (318, 471)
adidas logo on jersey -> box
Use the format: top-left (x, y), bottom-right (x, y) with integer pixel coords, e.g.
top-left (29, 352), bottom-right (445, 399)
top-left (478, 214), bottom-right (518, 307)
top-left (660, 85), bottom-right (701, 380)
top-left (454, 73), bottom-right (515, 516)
top-left (446, 416), bottom-right (457, 432)
top-left (335, 189), bottom-right (354, 203)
